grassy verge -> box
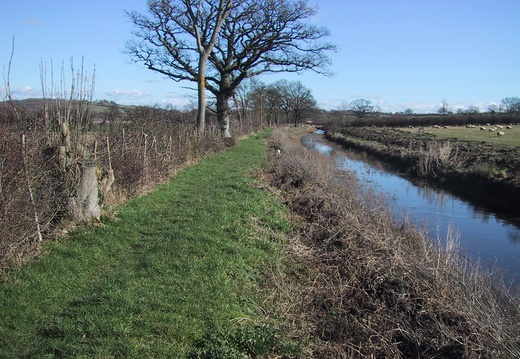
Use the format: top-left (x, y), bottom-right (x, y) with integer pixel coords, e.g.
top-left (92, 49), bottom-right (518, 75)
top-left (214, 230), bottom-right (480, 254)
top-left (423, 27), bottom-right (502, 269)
top-left (0, 130), bottom-right (296, 358)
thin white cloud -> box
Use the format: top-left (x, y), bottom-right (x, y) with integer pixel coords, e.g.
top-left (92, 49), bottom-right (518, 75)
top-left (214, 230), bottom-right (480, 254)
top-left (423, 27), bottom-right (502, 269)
top-left (318, 98), bottom-right (344, 110)
top-left (161, 91), bottom-right (193, 108)
top-left (16, 85), bottom-right (35, 93)
top-left (22, 18), bottom-right (41, 26)
top-left (106, 89), bottom-right (152, 99)
top-left (4, 85), bottom-right (40, 99)
top-left (350, 94), bottom-right (383, 101)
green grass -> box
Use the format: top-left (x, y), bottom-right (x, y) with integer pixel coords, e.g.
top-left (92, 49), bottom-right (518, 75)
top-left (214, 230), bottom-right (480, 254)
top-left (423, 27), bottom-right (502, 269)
top-left (0, 130), bottom-right (294, 358)
top-left (400, 125), bottom-right (520, 147)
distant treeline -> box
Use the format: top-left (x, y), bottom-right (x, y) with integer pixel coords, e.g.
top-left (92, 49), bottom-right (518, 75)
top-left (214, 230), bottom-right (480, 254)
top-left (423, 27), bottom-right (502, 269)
top-left (321, 112), bottom-right (519, 131)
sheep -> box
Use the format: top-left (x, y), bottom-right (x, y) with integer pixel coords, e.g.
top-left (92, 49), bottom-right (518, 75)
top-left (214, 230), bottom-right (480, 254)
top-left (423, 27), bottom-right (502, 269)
top-left (497, 131), bottom-right (505, 136)
top-left (480, 127), bottom-right (486, 131)
top-left (506, 125), bottom-right (513, 129)
top-left (496, 125), bottom-right (504, 129)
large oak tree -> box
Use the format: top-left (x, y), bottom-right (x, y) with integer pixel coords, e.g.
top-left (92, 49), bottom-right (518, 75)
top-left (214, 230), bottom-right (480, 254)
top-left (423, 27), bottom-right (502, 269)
top-left (126, 0), bottom-right (335, 138)
top-left (126, 0), bottom-right (235, 133)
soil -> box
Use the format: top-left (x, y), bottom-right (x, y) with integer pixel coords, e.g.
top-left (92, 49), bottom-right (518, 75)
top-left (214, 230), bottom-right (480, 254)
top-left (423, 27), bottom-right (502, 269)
top-left (326, 127), bottom-right (520, 217)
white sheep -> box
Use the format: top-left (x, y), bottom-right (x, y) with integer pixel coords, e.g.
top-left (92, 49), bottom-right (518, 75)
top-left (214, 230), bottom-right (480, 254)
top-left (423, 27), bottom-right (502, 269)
top-left (506, 125), bottom-right (513, 129)
top-left (480, 127), bottom-right (486, 131)
top-left (497, 131), bottom-right (505, 136)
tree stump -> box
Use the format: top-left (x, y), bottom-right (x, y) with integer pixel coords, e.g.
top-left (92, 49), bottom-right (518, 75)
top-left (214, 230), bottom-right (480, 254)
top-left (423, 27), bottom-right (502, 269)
top-left (69, 160), bottom-right (100, 223)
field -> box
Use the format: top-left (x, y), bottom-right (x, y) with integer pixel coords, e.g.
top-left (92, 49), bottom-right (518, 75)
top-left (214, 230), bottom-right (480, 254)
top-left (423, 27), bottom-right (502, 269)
top-left (400, 124), bottom-right (520, 147)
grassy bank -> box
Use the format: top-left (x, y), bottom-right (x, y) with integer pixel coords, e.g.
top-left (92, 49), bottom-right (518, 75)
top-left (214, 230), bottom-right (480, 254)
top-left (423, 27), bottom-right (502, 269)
top-left (0, 130), bottom-right (296, 358)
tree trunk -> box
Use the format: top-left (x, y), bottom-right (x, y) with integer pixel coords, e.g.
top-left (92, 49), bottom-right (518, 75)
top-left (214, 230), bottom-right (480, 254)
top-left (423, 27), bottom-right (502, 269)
top-left (216, 93), bottom-right (232, 139)
top-left (196, 57), bottom-right (207, 133)
top-left (69, 160), bottom-right (100, 223)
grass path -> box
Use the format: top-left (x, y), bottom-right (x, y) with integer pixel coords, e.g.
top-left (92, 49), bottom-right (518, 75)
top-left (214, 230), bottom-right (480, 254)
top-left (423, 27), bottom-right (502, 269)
top-left (0, 130), bottom-right (293, 358)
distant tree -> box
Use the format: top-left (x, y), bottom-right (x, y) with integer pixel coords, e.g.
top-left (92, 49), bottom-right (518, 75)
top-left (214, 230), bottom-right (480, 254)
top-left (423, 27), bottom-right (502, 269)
top-left (104, 102), bottom-right (121, 124)
top-left (273, 80), bottom-right (316, 127)
top-left (501, 97), bottom-right (520, 114)
top-left (466, 105), bottom-right (480, 114)
top-left (337, 100), bottom-right (350, 112)
top-left (233, 77), bottom-right (267, 128)
top-left (488, 104), bottom-right (499, 114)
top-left (349, 99), bottom-right (374, 118)
top-left (403, 108), bottom-right (414, 115)
top-left (262, 85), bottom-right (283, 126)
top-left (437, 99), bottom-right (452, 115)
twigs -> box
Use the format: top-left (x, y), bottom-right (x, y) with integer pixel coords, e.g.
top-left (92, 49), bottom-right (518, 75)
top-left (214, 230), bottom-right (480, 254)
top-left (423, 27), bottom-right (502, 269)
top-left (261, 128), bottom-right (520, 357)
top-left (20, 134), bottom-right (42, 244)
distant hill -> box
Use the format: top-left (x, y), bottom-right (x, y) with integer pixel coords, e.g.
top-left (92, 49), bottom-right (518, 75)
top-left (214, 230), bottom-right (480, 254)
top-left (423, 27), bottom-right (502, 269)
top-left (0, 98), bottom-right (138, 117)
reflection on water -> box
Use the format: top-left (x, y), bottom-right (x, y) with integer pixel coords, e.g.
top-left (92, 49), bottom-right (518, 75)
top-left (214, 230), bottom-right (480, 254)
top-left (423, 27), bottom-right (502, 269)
top-left (303, 134), bottom-right (520, 287)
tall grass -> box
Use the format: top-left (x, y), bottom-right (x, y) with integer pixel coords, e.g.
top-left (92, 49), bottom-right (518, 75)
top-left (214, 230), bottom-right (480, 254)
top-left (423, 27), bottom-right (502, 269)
top-left (260, 128), bottom-right (520, 357)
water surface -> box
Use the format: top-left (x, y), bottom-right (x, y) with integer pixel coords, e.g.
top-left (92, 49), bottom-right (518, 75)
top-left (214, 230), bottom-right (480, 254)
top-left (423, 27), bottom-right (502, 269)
top-left (303, 134), bottom-right (520, 287)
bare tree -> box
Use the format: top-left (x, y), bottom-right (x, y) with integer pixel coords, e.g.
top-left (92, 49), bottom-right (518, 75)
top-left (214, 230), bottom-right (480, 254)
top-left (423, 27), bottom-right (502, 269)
top-left (209, 0), bottom-right (335, 138)
top-left (437, 99), bottom-right (452, 115)
top-left (501, 97), bottom-right (520, 115)
top-left (261, 84), bottom-right (283, 127)
top-left (488, 104), bottom-right (499, 114)
top-left (349, 98), bottom-right (374, 118)
top-left (126, 0), bottom-right (335, 139)
top-left (274, 80), bottom-right (316, 126)
top-left (125, 0), bottom-right (235, 133)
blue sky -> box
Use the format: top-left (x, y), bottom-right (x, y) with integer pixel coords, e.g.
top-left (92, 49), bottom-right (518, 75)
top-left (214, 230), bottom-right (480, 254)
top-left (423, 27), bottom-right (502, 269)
top-left (1, 0), bottom-right (519, 113)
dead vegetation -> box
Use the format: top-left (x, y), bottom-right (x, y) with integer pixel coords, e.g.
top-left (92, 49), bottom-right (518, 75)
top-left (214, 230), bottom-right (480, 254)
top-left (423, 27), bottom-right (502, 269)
top-left (260, 128), bottom-right (520, 358)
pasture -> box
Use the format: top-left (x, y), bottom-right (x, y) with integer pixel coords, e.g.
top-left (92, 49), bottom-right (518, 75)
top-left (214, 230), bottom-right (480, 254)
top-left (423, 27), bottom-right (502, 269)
top-left (401, 124), bottom-right (520, 147)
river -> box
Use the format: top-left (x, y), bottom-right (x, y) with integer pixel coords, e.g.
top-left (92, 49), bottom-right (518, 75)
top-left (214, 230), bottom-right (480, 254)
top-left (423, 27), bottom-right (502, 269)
top-left (303, 133), bottom-right (520, 288)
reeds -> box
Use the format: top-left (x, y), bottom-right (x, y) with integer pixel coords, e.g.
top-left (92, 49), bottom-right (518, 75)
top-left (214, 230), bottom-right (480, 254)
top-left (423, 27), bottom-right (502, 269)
top-left (261, 128), bottom-right (520, 357)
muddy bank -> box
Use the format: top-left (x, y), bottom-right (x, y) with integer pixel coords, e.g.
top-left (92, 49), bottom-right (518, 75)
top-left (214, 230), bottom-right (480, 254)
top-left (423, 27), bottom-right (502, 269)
top-left (326, 127), bottom-right (520, 217)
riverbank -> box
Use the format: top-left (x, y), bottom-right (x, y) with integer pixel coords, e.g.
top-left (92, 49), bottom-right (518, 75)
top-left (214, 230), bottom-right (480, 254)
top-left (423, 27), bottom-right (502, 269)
top-left (264, 128), bottom-right (520, 357)
top-left (326, 127), bottom-right (520, 217)
top-left (1, 127), bottom-right (519, 357)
